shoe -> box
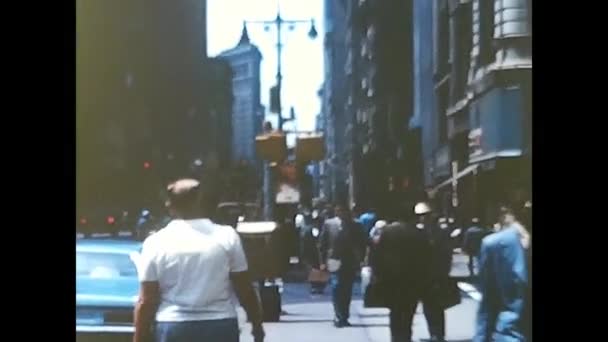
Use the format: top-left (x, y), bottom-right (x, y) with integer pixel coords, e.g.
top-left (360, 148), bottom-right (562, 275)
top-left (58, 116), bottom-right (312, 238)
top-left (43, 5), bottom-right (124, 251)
top-left (341, 320), bottom-right (352, 327)
top-left (334, 319), bottom-right (348, 328)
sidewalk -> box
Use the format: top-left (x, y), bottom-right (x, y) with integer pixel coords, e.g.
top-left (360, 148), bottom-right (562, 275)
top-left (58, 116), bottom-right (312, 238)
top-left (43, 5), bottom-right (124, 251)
top-left (237, 301), bottom-right (371, 342)
top-left (450, 252), bottom-right (472, 280)
top-left (286, 251), bottom-right (474, 283)
top-left (356, 299), bottom-right (478, 342)
top-left (238, 282), bottom-right (478, 342)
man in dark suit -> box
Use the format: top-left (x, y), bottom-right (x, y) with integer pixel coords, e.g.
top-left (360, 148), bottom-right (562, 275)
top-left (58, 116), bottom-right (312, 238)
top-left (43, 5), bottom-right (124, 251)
top-left (463, 217), bottom-right (491, 277)
top-left (373, 202), bottom-right (453, 342)
top-left (319, 205), bottom-right (367, 327)
top-left (474, 206), bottom-right (530, 342)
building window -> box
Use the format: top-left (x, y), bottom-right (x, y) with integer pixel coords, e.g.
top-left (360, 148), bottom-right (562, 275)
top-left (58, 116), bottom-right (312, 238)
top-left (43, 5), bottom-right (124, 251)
top-left (452, 3), bottom-right (472, 102)
top-left (233, 63), bottom-right (250, 78)
top-left (438, 84), bottom-right (449, 144)
top-left (528, 0), bottom-right (532, 34)
top-left (437, 2), bottom-right (450, 75)
top-left (479, 0), bottom-right (495, 65)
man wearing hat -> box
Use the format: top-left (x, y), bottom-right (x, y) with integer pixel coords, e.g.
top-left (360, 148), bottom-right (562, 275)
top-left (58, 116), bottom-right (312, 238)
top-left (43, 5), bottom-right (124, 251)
top-left (373, 202), bottom-right (453, 342)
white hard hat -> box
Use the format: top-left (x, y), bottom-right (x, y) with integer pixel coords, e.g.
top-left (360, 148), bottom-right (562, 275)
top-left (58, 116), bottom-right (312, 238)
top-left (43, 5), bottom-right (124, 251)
top-left (374, 220), bottom-right (387, 229)
top-left (414, 202), bottom-right (431, 215)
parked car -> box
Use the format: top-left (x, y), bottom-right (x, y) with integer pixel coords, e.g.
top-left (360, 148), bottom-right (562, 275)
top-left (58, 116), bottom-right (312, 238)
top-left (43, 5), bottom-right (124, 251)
top-left (76, 238), bottom-right (142, 342)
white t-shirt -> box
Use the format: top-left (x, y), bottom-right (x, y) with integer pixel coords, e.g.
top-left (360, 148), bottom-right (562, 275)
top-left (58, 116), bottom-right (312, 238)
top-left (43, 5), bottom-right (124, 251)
top-left (137, 218), bottom-right (248, 322)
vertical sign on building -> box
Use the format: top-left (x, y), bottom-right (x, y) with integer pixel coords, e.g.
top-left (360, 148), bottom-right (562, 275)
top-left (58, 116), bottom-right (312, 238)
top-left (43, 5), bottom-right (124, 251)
top-left (451, 161), bottom-right (459, 208)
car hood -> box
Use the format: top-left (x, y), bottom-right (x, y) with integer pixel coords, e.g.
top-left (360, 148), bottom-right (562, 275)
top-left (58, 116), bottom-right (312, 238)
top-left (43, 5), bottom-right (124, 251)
top-left (76, 276), bottom-right (139, 308)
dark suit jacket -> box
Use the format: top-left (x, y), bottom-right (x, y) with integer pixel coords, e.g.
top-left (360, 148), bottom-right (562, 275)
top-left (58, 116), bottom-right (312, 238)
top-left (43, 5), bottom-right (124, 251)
top-left (474, 227), bottom-right (529, 342)
top-left (319, 217), bottom-right (367, 272)
top-left (372, 221), bottom-right (452, 306)
top-left (299, 224), bottom-right (321, 268)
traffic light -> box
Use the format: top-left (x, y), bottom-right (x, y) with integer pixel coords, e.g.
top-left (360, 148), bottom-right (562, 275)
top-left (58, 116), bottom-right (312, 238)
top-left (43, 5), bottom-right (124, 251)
top-left (296, 133), bottom-right (324, 162)
top-left (106, 216), bottom-right (115, 225)
top-left (143, 161), bottom-right (151, 169)
top-left (255, 132), bottom-right (287, 162)
top-left (270, 86), bottom-right (279, 113)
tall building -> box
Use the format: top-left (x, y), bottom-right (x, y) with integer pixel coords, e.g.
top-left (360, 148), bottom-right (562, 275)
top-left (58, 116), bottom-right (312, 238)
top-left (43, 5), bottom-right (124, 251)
top-left (218, 25), bottom-right (264, 166)
top-left (312, 91), bottom-right (326, 200)
top-left (206, 58), bottom-right (235, 169)
top-left (412, 0), bottom-right (439, 190)
top-left (343, 0), bottom-right (415, 212)
top-left (425, 0), bottom-right (532, 220)
top-left (321, 0), bottom-right (349, 205)
top-left (77, 0), bottom-right (213, 220)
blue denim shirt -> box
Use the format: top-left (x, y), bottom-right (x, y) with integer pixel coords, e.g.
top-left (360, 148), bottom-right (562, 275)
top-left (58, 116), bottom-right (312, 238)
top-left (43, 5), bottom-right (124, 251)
top-left (358, 212), bottom-right (377, 234)
top-left (474, 227), bottom-right (529, 342)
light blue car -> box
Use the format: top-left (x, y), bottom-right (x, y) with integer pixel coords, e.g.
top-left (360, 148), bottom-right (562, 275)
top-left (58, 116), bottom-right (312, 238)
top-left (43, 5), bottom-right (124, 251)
top-left (76, 238), bottom-right (142, 341)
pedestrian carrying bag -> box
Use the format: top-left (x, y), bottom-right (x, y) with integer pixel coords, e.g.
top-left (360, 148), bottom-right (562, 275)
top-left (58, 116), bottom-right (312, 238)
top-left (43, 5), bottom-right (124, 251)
top-left (438, 278), bottom-right (461, 309)
top-left (327, 258), bottom-right (342, 272)
top-left (363, 268), bottom-right (388, 308)
top-left (308, 268), bottom-right (330, 283)
top-left (360, 266), bottom-right (372, 291)
top-left (260, 284), bottom-right (281, 322)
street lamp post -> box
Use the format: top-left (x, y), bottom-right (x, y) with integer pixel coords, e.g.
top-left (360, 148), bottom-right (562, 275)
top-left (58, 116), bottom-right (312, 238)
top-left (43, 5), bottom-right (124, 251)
top-left (245, 3), bottom-right (317, 222)
top-left (244, 6), bottom-right (317, 131)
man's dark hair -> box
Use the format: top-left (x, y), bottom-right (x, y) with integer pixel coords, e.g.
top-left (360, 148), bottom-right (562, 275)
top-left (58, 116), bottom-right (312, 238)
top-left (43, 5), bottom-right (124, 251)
top-left (166, 179), bottom-right (201, 214)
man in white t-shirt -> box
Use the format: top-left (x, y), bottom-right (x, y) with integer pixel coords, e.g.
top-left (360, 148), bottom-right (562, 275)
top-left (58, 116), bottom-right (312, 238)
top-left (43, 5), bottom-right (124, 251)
top-left (133, 179), bottom-right (264, 342)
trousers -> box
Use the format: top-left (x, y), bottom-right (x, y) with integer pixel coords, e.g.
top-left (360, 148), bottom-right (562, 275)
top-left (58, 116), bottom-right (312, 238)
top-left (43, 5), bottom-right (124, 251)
top-left (329, 270), bottom-right (356, 322)
top-left (389, 297), bottom-right (446, 341)
top-left (155, 318), bottom-right (239, 342)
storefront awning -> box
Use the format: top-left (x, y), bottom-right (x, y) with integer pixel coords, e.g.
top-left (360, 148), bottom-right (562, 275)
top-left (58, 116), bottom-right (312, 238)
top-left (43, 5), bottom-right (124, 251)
top-left (430, 164), bottom-right (479, 194)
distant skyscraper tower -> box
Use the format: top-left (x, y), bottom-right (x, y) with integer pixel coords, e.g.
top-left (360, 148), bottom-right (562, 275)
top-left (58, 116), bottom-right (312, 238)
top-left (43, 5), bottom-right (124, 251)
top-left (218, 25), bottom-right (264, 165)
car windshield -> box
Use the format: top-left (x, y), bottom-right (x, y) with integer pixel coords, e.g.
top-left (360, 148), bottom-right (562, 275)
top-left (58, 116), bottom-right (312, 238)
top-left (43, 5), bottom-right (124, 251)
top-left (76, 252), bottom-right (138, 278)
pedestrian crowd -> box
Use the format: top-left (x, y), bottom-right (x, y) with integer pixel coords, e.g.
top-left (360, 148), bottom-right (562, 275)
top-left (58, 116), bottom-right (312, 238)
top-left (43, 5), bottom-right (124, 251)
top-left (127, 176), bottom-right (531, 342)
top-left (297, 199), bottom-right (532, 342)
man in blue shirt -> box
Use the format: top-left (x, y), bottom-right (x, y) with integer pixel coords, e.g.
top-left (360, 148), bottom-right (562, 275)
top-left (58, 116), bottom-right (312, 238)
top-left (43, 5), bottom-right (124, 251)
top-left (358, 208), bottom-right (377, 235)
top-left (474, 206), bottom-right (530, 342)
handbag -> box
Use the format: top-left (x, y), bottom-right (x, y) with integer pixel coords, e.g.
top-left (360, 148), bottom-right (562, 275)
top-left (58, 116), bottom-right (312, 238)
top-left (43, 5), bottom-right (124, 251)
top-left (436, 278), bottom-right (461, 309)
top-left (363, 274), bottom-right (388, 308)
top-left (327, 258), bottom-right (342, 272)
top-left (308, 268), bottom-right (330, 283)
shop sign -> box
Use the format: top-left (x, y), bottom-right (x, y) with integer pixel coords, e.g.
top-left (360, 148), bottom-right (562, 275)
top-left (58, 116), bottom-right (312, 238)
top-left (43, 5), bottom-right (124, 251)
top-left (434, 146), bottom-right (451, 177)
top-left (468, 128), bottom-right (483, 160)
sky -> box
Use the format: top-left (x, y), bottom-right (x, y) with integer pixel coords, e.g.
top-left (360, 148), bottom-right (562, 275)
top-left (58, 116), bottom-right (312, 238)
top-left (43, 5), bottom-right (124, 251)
top-left (207, 0), bottom-right (324, 141)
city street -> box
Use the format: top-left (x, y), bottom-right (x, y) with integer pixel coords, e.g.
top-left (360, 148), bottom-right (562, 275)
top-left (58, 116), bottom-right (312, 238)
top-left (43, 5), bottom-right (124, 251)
top-left (238, 281), bottom-right (478, 342)
top-left (77, 1), bottom-right (531, 340)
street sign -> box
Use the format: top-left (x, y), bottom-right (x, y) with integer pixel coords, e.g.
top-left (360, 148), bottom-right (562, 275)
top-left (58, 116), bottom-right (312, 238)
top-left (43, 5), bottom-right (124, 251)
top-left (255, 132), bottom-right (287, 162)
top-left (295, 133), bottom-right (324, 162)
